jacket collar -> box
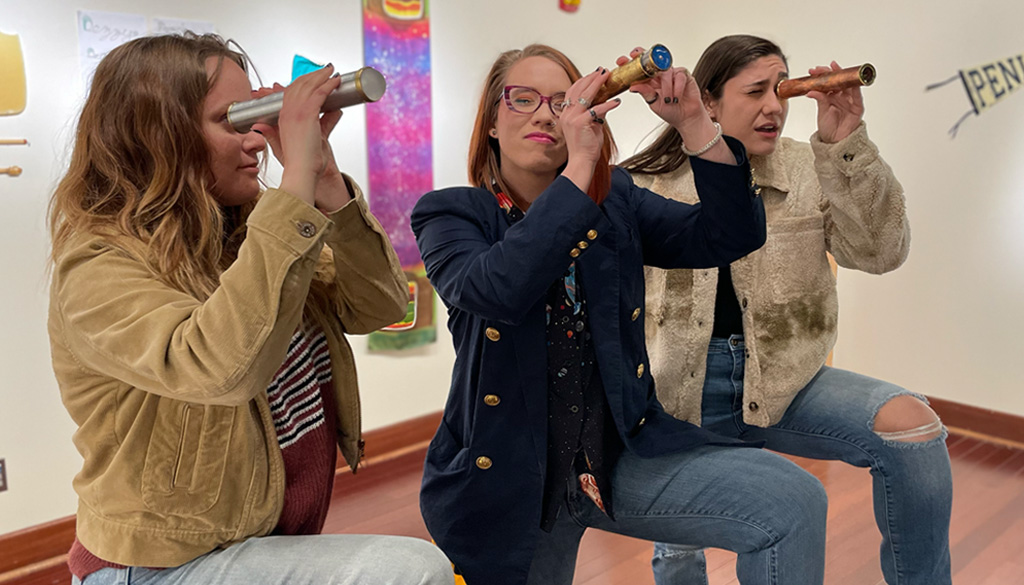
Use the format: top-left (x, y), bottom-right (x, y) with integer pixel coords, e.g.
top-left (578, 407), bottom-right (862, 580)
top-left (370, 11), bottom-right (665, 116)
top-left (748, 138), bottom-right (793, 194)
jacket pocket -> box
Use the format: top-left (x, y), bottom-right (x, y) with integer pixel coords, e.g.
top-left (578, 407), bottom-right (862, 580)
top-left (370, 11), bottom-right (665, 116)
top-left (428, 419), bottom-right (468, 472)
top-left (765, 216), bottom-right (833, 301)
top-left (141, 402), bottom-right (235, 514)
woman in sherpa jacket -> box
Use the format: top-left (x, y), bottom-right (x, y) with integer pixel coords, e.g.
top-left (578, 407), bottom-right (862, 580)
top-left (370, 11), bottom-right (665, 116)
top-left (624, 34), bottom-right (952, 585)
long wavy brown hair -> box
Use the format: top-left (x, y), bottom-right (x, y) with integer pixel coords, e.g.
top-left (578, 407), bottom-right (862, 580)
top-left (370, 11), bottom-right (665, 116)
top-left (50, 33), bottom-right (245, 297)
top-left (468, 44), bottom-right (616, 206)
top-left (50, 33), bottom-right (337, 327)
top-left (621, 35), bottom-right (786, 175)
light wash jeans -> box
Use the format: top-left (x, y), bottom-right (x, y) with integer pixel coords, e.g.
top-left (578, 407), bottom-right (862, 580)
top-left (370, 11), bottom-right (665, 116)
top-left (652, 336), bottom-right (952, 585)
top-left (525, 439), bottom-right (828, 584)
top-left (71, 534), bottom-right (454, 585)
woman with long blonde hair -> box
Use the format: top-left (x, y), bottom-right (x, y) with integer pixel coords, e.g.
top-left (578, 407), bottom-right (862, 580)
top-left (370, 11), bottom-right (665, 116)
top-left (49, 32), bottom-right (451, 585)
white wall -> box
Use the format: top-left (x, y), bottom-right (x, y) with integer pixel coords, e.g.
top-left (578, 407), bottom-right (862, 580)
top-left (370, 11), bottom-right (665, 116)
top-left (2, 0), bottom-right (1022, 533)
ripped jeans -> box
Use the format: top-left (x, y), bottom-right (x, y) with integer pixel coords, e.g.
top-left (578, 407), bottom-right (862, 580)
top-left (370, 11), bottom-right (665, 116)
top-left (653, 335), bottom-right (952, 585)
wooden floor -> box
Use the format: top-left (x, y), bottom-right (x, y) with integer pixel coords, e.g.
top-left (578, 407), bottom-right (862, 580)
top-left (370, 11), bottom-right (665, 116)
top-left (325, 433), bottom-right (1024, 584)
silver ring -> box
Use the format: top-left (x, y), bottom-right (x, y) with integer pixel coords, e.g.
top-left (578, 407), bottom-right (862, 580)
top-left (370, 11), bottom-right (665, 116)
top-left (577, 97), bottom-right (591, 107)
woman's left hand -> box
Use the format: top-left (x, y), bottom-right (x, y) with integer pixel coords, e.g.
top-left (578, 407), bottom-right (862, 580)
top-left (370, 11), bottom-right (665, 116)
top-left (806, 61), bottom-right (864, 144)
top-left (251, 80), bottom-right (352, 212)
top-left (621, 50), bottom-right (703, 131)
top-left (619, 47), bottom-right (734, 164)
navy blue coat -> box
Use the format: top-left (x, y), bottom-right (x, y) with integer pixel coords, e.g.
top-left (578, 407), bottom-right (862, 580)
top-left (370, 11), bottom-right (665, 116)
top-left (411, 139), bottom-right (766, 585)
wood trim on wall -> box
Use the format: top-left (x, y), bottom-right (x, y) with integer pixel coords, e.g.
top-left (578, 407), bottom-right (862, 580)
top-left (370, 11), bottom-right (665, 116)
top-left (928, 396), bottom-right (1024, 447)
top-left (0, 516), bottom-right (75, 577)
top-left (348, 411), bottom-right (441, 470)
top-left (0, 411), bottom-right (443, 585)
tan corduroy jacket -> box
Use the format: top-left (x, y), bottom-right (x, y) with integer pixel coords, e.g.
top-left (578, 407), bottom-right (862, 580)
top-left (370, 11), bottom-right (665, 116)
top-left (49, 186), bottom-right (407, 568)
top-left (635, 123), bottom-right (909, 427)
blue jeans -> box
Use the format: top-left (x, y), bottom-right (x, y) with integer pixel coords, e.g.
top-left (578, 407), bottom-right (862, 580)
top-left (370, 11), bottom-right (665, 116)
top-left (525, 442), bottom-right (828, 584)
top-left (652, 336), bottom-right (952, 585)
top-left (71, 534), bottom-right (454, 585)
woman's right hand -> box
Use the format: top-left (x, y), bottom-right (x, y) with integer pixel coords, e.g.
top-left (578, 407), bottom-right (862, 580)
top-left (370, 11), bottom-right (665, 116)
top-left (252, 65), bottom-right (341, 206)
top-left (559, 68), bottom-right (620, 193)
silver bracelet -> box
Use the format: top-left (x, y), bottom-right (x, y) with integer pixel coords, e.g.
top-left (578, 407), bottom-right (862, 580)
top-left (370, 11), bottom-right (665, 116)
top-left (681, 122), bottom-right (723, 157)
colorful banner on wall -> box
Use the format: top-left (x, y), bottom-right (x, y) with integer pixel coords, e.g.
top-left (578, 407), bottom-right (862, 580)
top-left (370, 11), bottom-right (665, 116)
top-left (363, 0), bottom-right (437, 351)
top-left (927, 52), bottom-right (1024, 137)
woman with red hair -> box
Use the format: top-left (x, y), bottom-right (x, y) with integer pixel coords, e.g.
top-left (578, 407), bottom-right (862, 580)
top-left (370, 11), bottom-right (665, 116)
top-left (412, 44), bottom-right (827, 585)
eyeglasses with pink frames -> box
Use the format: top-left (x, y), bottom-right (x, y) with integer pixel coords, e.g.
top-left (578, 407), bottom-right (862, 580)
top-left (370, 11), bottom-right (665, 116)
top-left (502, 85), bottom-right (568, 117)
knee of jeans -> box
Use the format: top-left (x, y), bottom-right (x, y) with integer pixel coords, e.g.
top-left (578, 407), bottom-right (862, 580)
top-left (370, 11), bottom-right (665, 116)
top-left (804, 475), bottom-right (829, 518)
top-left (872, 394), bottom-right (945, 444)
top-left (781, 471), bottom-right (828, 529)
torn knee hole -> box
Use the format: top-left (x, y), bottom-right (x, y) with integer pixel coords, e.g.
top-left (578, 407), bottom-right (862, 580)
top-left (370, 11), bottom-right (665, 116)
top-left (874, 421), bottom-right (944, 442)
top-left (872, 395), bottom-right (944, 442)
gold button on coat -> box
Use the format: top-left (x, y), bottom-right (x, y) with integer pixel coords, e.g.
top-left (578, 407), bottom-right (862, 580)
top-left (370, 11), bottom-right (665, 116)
top-left (631, 308), bottom-right (641, 321)
top-left (637, 363), bottom-right (645, 378)
top-left (485, 327), bottom-right (501, 341)
top-left (476, 456), bottom-right (493, 470)
top-left (578, 241), bottom-right (589, 249)
top-left (569, 248), bottom-right (581, 258)
top-left (586, 229), bottom-right (598, 240)
top-left (484, 394), bottom-right (501, 406)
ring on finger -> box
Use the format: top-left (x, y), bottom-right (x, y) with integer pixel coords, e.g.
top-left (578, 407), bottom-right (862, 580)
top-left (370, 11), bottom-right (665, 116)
top-left (577, 97), bottom-right (591, 107)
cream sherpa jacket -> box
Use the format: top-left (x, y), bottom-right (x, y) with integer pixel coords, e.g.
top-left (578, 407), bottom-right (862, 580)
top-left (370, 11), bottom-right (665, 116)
top-left (634, 123), bottom-right (909, 427)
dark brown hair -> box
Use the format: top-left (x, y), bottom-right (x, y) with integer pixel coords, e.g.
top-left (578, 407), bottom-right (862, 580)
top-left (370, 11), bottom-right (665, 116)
top-left (621, 35), bottom-right (786, 175)
top-left (467, 44), bottom-right (616, 205)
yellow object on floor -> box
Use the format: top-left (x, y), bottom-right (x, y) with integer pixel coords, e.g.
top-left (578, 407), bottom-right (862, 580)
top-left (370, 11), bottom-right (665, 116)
top-left (0, 32), bottom-right (27, 116)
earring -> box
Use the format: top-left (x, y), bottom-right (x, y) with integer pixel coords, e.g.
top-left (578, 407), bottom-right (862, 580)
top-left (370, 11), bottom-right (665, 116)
top-left (489, 129), bottom-right (498, 138)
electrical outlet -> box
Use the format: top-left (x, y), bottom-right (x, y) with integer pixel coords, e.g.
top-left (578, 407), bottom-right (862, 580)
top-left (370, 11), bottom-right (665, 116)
top-left (0, 458), bottom-right (6, 492)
